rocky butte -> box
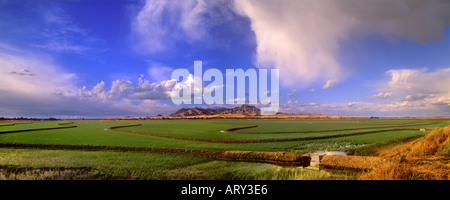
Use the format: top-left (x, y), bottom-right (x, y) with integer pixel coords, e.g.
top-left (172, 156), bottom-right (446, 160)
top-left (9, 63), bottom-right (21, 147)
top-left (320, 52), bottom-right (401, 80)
top-left (170, 104), bottom-right (261, 117)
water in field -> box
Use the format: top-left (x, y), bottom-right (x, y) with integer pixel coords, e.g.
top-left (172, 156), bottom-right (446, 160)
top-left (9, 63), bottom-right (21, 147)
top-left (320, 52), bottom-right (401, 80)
top-left (313, 151), bottom-right (346, 156)
top-left (309, 151), bottom-right (346, 167)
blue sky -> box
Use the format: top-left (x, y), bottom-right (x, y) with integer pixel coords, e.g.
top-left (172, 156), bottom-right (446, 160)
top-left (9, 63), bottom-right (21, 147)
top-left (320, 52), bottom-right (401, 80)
top-left (0, 0), bottom-right (449, 118)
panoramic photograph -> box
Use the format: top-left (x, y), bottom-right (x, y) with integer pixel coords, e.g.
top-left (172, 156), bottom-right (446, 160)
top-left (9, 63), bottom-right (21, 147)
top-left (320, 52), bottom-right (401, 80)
top-left (0, 0), bottom-right (449, 193)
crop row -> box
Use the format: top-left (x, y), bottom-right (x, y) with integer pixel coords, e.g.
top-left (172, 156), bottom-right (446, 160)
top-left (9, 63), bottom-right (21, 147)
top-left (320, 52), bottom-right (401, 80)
top-left (0, 143), bottom-right (304, 165)
top-left (0, 122), bottom-right (77, 134)
top-left (224, 122), bottom-right (439, 134)
top-left (0, 124), bottom-right (15, 127)
top-left (109, 124), bottom-right (426, 143)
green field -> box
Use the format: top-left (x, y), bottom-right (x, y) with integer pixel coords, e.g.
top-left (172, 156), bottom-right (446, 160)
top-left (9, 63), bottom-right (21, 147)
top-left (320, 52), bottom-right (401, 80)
top-left (1, 118), bottom-right (449, 180)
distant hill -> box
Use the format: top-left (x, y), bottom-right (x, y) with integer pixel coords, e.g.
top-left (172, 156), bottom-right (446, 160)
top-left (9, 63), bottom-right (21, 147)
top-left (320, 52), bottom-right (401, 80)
top-left (164, 105), bottom-right (354, 119)
top-left (103, 105), bottom-right (361, 120)
top-left (170, 104), bottom-right (261, 117)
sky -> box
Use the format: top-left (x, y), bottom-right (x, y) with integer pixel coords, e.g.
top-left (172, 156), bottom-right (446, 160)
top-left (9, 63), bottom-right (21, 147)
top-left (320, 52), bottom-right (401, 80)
top-left (0, 0), bottom-right (449, 118)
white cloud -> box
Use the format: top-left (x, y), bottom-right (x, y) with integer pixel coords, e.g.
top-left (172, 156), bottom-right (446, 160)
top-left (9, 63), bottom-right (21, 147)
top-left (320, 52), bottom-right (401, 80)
top-left (400, 94), bottom-right (430, 102)
top-left (81, 72), bottom-right (228, 107)
top-left (80, 75), bottom-right (177, 101)
top-left (109, 80), bottom-right (133, 99)
top-left (277, 67), bottom-right (450, 117)
top-left (233, 0), bottom-right (450, 87)
top-left (322, 79), bottom-right (339, 89)
top-left (0, 44), bottom-right (97, 117)
top-left (279, 100), bottom-right (449, 117)
top-left (0, 43), bottom-right (180, 118)
top-left (347, 102), bottom-right (357, 107)
top-left (286, 89), bottom-right (298, 97)
top-left (367, 91), bottom-right (392, 100)
top-left (387, 68), bottom-right (450, 105)
top-left (386, 68), bottom-right (450, 95)
top-left (364, 67), bottom-right (450, 116)
top-left (0, 45), bottom-right (78, 97)
top-left (132, 75), bottom-right (178, 100)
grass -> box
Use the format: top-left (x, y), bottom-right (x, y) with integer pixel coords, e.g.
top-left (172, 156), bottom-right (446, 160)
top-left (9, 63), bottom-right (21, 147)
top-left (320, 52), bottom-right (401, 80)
top-left (1, 118), bottom-right (449, 180)
top-left (0, 148), bottom-right (210, 180)
top-left (0, 148), bottom-right (347, 180)
top-left (408, 126), bottom-right (450, 157)
top-left (1, 119), bottom-right (447, 154)
top-left (359, 126), bottom-right (450, 180)
top-left (0, 121), bottom-right (71, 132)
top-left (221, 119), bottom-right (445, 133)
top-left (116, 119), bottom-right (446, 140)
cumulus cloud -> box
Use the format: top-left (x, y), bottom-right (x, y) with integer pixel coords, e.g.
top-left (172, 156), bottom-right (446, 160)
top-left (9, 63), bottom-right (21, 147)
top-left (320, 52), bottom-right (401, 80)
top-left (365, 67), bottom-right (450, 116)
top-left (0, 43), bottom-right (180, 118)
top-left (132, 0), bottom-right (450, 87)
top-left (387, 68), bottom-right (450, 105)
top-left (79, 75), bottom-right (177, 101)
top-left (322, 79), bottom-right (339, 89)
top-left (386, 68), bottom-right (450, 95)
top-left (367, 91), bottom-right (392, 100)
top-left (0, 42), bottom-right (218, 118)
top-left (347, 102), bottom-right (357, 107)
top-left (400, 94), bottom-right (430, 102)
top-left (280, 99), bottom-right (449, 117)
top-left (132, 75), bottom-right (178, 100)
top-left (286, 89), bottom-right (298, 97)
top-left (233, 0), bottom-right (450, 86)
top-left (281, 66), bottom-right (450, 117)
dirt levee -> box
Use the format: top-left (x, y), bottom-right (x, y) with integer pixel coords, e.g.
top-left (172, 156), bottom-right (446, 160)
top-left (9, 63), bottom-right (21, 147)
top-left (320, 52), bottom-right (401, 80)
top-left (223, 151), bottom-right (303, 162)
top-left (320, 155), bottom-right (385, 170)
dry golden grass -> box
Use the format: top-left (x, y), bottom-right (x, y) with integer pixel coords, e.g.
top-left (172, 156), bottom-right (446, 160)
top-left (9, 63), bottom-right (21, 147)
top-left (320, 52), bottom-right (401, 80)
top-left (359, 126), bottom-right (450, 180)
top-left (359, 162), bottom-right (415, 180)
top-left (408, 126), bottom-right (450, 157)
top-left (320, 155), bottom-right (385, 171)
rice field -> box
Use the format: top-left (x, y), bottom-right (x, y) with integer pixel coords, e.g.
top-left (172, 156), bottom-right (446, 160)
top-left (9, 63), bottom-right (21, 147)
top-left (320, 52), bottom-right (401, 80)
top-left (0, 118), bottom-right (448, 180)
